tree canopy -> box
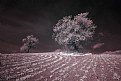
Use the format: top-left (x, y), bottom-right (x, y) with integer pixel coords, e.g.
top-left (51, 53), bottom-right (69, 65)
top-left (20, 35), bottom-right (39, 53)
top-left (53, 12), bottom-right (97, 53)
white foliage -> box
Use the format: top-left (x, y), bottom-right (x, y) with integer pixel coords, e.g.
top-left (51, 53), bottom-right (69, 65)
top-left (20, 35), bottom-right (39, 52)
top-left (53, 12), bottom-right (96, 52)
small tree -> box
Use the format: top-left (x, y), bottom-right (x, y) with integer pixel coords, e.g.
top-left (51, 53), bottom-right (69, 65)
top-left (20, 35), bottom-right (39, 53)
top-left (52, 12), bottom-right (96, 53)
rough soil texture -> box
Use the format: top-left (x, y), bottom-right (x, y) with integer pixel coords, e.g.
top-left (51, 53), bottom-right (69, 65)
top-left (0, 53), bottom-right (121, 81)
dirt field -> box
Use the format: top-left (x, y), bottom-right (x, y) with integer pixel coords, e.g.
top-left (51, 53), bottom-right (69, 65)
top-left (0, 52), bottom-right (121, 81)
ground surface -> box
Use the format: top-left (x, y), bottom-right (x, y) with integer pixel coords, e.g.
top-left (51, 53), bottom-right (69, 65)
top-left (0, 52), bottom-right (121, 81)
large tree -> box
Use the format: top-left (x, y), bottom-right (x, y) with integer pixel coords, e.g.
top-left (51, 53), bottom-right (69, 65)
top-left (53, 12), bottom-right (96, 53)
top-left (20, 35), bottom-right (39, 53)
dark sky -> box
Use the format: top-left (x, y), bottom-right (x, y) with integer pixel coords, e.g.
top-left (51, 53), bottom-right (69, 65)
top-left (0, 0), bottom-right (121, 53)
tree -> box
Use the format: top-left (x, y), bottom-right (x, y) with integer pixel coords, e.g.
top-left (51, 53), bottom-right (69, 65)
top-left (20, 35), bottom-right (39, 53)
top-left (52, 12), bottom-right (96, 53)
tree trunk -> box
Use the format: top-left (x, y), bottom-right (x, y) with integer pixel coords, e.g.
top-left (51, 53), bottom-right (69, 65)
top-left (27, 48), bottom-right (30, 53)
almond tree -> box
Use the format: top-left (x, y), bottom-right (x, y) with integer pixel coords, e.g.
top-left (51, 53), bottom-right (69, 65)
top-left (20, 35), bottom-right (39, 53)
top-left (53, 12), bottom-right (96, 53)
